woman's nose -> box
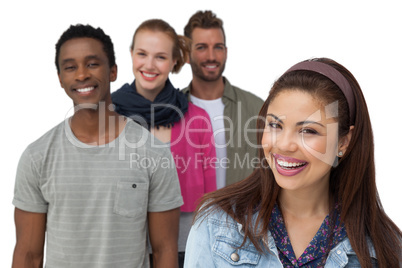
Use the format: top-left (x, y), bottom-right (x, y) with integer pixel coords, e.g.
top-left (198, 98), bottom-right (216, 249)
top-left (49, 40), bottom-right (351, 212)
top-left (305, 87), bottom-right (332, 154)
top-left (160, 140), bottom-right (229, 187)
top-left (275, 130), bottom-right (298, 153)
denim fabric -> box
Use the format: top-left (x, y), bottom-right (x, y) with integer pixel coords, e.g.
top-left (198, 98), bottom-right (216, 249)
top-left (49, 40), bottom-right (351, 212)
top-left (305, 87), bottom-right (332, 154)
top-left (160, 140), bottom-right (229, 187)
top-left (184, 208), bottom-right (378, 267)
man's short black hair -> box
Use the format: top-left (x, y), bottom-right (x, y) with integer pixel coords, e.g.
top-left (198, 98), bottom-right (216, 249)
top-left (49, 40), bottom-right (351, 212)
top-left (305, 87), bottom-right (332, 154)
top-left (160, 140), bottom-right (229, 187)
top-left (55, 24), bottom-right (116, 73)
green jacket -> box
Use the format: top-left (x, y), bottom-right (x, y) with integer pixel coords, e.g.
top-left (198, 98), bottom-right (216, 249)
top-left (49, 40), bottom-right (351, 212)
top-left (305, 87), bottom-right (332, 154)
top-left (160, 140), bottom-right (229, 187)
top-left (182, 77), bottom-right (265, 186)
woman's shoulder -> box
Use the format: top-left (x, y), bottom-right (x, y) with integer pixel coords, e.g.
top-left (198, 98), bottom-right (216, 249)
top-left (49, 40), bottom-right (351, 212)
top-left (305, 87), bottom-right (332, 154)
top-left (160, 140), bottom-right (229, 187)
top-left (326, 237), bottom-right (378, 267)
top-left (173, 103), bottom-right (212, 135)
top-left (194, 203), bottom-right (255, 234)
top-left (195, 204), bottom-right (235, 226)
top-left (186, 102), bottom-right (210, 118)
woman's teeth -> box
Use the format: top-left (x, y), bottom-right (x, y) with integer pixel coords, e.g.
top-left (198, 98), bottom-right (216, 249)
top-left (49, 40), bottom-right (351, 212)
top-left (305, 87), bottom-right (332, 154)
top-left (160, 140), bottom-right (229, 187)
top-left (142, 72), bottom-right (157, 78)
top-left (277, 160), bottom-right (306, 169)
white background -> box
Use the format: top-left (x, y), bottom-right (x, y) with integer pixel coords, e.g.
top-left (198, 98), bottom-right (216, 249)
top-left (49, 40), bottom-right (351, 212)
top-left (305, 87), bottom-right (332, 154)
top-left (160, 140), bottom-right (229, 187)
top-left (1, 0), bottom-right (401, 265)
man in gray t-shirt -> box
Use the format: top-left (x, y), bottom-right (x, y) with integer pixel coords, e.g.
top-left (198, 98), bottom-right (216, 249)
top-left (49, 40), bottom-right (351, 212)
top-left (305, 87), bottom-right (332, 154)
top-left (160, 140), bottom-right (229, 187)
top-left (12, 24), bottom-right (183, 268)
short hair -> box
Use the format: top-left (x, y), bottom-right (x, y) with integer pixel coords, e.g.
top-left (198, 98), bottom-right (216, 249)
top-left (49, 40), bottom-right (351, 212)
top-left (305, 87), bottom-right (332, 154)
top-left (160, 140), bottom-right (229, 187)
top-left (184, 10), bottom-right (226, 44)
top-left (55, 24), bottom-right (116, 73)
top-left (130, 19), bottom-right (190, 74)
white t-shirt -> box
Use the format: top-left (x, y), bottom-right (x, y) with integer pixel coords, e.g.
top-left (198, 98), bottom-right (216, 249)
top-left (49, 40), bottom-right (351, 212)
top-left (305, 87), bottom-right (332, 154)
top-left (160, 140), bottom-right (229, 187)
top-left (13, 119), bottom-right (183, 267)
top-left (190, 95), bottom-right (227, 189)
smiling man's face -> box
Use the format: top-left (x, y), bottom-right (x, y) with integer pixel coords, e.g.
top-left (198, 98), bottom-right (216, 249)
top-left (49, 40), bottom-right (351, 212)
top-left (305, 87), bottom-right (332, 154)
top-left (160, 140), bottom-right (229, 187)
top-left (58, 37), bottom-right (117, 107)
top-left (189, 28), bottom-right (227, 83)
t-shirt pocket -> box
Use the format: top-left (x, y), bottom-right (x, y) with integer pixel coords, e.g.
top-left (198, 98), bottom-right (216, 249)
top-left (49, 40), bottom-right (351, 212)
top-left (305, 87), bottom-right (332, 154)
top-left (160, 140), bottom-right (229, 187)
top-left (113, 181), bottom-right (148, 218)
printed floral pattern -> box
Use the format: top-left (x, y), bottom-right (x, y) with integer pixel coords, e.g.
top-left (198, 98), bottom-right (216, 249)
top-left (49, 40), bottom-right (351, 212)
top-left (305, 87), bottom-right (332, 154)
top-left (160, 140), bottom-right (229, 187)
top-left (269, 203), bottom-right (346, 267)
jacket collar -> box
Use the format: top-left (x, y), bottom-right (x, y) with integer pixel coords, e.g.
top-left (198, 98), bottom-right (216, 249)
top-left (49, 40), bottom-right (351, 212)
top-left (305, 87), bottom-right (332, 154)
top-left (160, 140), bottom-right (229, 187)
top-left (333, 237), bottom-right (377, 259)
top-left (235, 213), bottom-right (281, 257)
top-left (221, 77), bottom-right (236, 102)
top-left (184, 77), bottom-right (236, 103)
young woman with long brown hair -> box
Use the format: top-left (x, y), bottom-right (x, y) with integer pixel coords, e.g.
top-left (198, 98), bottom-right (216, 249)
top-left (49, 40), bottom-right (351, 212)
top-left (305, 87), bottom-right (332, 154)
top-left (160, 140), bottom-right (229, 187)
top-left (184, 58), bottom-right (402, 267)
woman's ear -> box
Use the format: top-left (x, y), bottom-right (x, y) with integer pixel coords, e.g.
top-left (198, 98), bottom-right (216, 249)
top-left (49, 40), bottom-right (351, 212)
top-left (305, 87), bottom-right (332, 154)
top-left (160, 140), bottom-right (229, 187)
top-left (338, 126), bottom-right (354, 157)
top-left (171, 60), bottom-right (177, 73)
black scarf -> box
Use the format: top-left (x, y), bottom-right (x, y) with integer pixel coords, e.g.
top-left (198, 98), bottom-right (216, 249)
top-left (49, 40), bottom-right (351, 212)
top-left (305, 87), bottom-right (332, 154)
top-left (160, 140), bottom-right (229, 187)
top-left (111, 79), bottom-right (188, 129)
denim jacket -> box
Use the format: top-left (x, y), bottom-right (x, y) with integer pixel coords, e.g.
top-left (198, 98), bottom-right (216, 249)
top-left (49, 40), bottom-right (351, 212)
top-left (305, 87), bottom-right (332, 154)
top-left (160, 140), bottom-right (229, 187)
top-left (184, 208), bottom-right (378, 267)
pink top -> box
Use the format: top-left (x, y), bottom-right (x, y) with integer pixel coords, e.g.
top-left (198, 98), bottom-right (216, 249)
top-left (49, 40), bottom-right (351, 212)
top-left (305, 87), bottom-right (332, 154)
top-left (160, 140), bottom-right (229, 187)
top-left (171, 103), bottom-right (217, 212)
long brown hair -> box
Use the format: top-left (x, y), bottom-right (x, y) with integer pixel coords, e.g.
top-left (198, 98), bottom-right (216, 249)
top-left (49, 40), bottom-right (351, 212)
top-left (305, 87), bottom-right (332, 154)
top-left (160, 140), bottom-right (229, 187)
top-left (195, 58), bottom-right (402, 267)
top-left (130, 19), bottom-right (190, 73)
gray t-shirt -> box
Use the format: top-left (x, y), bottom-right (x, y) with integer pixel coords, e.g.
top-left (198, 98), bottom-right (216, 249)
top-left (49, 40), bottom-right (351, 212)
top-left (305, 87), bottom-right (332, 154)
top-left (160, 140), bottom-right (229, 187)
top-left (13, 118), bottom-right (183, 268)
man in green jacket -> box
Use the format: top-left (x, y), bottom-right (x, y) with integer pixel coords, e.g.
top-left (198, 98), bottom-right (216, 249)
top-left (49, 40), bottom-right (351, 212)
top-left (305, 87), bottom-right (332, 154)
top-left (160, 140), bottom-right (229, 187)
top-left (182, 10), bottom-right (264, 188)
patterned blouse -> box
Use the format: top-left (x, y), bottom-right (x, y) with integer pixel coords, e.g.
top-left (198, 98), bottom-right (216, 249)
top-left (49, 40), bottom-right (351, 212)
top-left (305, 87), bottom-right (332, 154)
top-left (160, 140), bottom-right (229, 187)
top-left (269, 203), bottom-right (347, 267)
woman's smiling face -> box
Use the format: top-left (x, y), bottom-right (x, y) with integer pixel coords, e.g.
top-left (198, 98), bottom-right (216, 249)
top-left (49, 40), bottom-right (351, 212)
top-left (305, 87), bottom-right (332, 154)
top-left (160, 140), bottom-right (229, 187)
top-left (131, 30), bottom-right (177, 101)
top-left (262, 89), bottom-right (343, 193)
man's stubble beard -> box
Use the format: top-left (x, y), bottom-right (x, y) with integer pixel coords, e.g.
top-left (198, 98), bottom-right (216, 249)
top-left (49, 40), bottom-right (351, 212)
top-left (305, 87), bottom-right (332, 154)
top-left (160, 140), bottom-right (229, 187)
top-left (189, 59), bottom-right (226, 82)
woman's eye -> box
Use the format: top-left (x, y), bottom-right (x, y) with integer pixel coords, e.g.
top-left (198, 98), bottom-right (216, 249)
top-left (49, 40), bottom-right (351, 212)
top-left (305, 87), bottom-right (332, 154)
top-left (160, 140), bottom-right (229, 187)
top-left (301, 128), bottom-right (318, 135)
top-left (268, 122), bottom-right (281, 129)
